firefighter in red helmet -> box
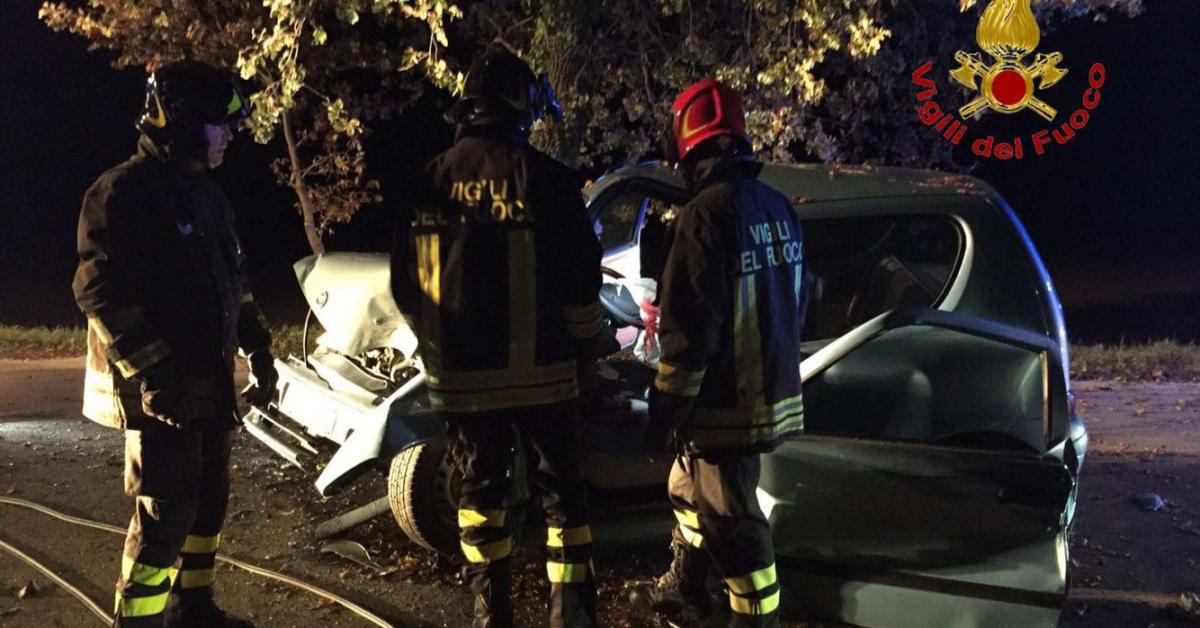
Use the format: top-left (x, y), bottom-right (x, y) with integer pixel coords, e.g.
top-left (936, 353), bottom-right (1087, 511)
top-left (637, 79), bottom-right (807, 627)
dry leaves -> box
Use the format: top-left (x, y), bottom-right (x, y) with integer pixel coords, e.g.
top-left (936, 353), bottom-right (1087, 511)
top-left (16, 581), bottom-right (38, 600)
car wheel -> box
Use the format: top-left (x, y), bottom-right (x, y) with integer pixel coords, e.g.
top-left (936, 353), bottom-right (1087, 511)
top-left (387, 438), bottom-right (461, 555)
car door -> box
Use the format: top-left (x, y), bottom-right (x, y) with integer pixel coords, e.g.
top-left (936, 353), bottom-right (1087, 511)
top-left (761, 307), bottom-right (1074, 628)
top-left (586, 172), bottom-right (690, 280)
top-left (589, 185), bottom-right (648, 280)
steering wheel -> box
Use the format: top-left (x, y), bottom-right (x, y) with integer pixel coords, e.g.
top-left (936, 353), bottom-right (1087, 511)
top-left (600, 266), bottom-right (625, 280)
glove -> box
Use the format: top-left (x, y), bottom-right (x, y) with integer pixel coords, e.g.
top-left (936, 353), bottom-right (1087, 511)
top-left (241, 350), bottom-right (278, 407)
top-left (576, 327), bottom-right (621, 361)
top-left (641, 415), bottom-right (677, 462)
top-left (135, 361), bottom-right (187, 429)
top-left (643, 387), bottom-right (682, 461)
top-left (577, 357), bottom-right (600, 404)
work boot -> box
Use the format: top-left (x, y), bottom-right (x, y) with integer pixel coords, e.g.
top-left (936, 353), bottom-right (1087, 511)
top-left (163, 591), bottom-right (253, 628)
top-left (112, 615), bottom-right (164, 628)
top-left (630, 539), bottom-right (714, 620)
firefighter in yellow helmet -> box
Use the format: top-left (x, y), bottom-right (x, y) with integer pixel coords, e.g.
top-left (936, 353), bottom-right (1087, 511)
top-left (73, 60), bottom-right (274, 627)
top-left (391, 49), bottom-right (611, 627)
top-left (636, 78), bottom-right (808, 627)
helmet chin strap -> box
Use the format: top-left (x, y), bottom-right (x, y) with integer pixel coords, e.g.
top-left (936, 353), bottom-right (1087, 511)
top-left (148, 125), bottom-right (211, 172)
top-left (456, 103), bottom-right (534, 144)
top-left (679, 135), bottom-right (755, 192)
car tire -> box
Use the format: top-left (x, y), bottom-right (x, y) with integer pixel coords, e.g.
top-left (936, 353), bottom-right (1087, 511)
top-left (387, 438), bottom-right (461, 556)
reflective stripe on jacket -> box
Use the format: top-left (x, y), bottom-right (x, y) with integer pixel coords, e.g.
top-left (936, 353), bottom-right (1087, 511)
top-left (391, 126), bottom-right (603, 413)
top-left (73, 136), bottom-right (270, 429)
top-left (652, 158), bottom-right (807, 454)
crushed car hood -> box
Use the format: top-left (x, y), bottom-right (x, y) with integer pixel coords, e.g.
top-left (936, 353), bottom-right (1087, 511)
top-left (293, 253), bottom-right (418, 357)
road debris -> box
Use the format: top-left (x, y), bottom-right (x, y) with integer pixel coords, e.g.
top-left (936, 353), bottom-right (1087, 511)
top-left (1172, 592), bottom-right (1200, 619)
top-left (319, 539), bottom-right (397, 576)
top-left (314, 496), bottom-right (390, 539)
top-left (1131, 492), bottom-right (1167, 512)
top-left (16, 581), bottom-right (38, 599)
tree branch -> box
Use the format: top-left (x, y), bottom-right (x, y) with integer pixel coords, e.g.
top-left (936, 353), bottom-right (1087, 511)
top-left (282, 112), bottom-right (325, 256)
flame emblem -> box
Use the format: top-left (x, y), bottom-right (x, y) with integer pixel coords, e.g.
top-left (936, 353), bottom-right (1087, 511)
top-left (949, 0), bottom-right (1068, 121)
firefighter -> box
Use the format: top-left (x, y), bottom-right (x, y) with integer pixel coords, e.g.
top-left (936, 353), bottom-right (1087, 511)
top-left (73, 60), bottom-right (275, 628)
top-left (638, 79), bottom-right (807, 627)
top-left (390, 49), bottom-right (607, 628)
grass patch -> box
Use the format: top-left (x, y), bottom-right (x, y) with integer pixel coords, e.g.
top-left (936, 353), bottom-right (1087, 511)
top-left (0, 325), bottom-right (87, 359)
top-left (271, 324), bottom-right (306, 358)
top-left (0, 324), bottom-right (307, 361)
top-left (1070, 340), bottom-right (1200, 382)
top-left (2, 324), bottom-right (1198, 382)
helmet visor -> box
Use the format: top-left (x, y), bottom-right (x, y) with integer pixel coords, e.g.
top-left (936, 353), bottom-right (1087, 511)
top-left (532, 73), bottom-right (564, 122)
top-left (223, 86), bottom-right (250, 126)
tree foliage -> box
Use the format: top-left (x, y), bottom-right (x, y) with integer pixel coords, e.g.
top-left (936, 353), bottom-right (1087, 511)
top-left (41, 0), bottom-right (1144, 244)
top-left (465, 0), bottom-right (1142, 170)
top-left (40, 0), bottom-right (463, 253)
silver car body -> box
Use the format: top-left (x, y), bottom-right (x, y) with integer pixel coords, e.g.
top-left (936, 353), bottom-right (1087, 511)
top-left (264, 162), bottom-right (1086, 628)
top-left (587, 162), bottom-right (1085, 628)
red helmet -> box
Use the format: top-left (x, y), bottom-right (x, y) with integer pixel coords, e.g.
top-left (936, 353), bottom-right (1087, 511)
top-left (668, 78), bottom-right (749, 164)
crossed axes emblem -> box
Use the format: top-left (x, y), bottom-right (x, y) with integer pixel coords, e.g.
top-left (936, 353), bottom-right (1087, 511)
top-left (950, 51), bottom-right (1067, 121)
top-left (949, 0), bottom-right (1068, 121)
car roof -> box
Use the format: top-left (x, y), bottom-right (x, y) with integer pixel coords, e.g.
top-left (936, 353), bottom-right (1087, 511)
top-left (586, 162), bottom-right (997, 205)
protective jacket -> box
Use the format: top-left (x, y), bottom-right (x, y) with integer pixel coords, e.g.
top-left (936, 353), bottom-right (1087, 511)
top-left (73, 135), bottom-right (271, 430)
top-left (391, 125), bottom-right (604, 413)
top-left (651, 156), bottom-right (807, 454)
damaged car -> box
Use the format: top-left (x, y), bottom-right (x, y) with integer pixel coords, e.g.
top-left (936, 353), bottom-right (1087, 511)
top-left (243, 162), bottom-right (1087, 628)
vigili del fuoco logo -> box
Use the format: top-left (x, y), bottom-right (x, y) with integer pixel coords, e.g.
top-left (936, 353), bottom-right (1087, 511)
top-left (912, 0), bottom-right (1106, 160)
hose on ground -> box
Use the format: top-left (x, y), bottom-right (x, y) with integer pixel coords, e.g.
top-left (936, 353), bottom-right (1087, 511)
top-left (0, 535), bottom-right (111, 623)
top-left (0, 496), bottom-right (392, 627)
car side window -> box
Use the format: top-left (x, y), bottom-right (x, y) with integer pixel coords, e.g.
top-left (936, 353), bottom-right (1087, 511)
top-left (594, 190), bottom-right (646, 253)
top-left (802, 215), bottom-right (962, 341)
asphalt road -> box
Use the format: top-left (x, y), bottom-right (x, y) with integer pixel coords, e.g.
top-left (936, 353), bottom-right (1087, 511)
top-left (0, 359), bottom-right (1197, 627)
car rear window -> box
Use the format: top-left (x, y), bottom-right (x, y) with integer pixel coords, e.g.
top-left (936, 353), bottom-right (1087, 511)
top-left (802, 215), bottom-right (962, 341)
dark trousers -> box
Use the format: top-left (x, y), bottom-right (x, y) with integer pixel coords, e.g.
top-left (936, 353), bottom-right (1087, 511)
top-left (668, 454), bottom-right (780, 628)
top-left (115, 423), bottom-right (232, 627)
top-left (444, 400), bottom-right (597, 628)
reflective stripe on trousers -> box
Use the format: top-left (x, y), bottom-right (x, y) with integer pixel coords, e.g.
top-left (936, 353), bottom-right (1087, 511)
top-left (673, 507), bottom-right (706, 548)
top-left (458, 507), bottom-right (514, 564)
top-left (176, 534), bottom-right (220, 590)
top-left (546, 524), bottom-right (596, 628)
top-left (546, 524), bottom-right (593, 583)
top-left (446, 404), bottom-right (596, 627)
top-left (115, 557), bottom-right (174, 620)
top-left (726, 563), bottom-right (781, 618)
top-left (667, 454), bottom-right (780, 627)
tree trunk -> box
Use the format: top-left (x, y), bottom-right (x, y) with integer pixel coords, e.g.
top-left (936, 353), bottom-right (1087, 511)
top-left (282, 113), bottom-right (325, 256)
top-left (530, 0), bottom-right (590, 166)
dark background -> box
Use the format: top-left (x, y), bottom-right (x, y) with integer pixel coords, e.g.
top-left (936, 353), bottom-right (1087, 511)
top-left (1, 1), bottom-right (1197, 342)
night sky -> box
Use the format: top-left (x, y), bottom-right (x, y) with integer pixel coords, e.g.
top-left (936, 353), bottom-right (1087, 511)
top-left (1, 0), bottom-right (1197, 341)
